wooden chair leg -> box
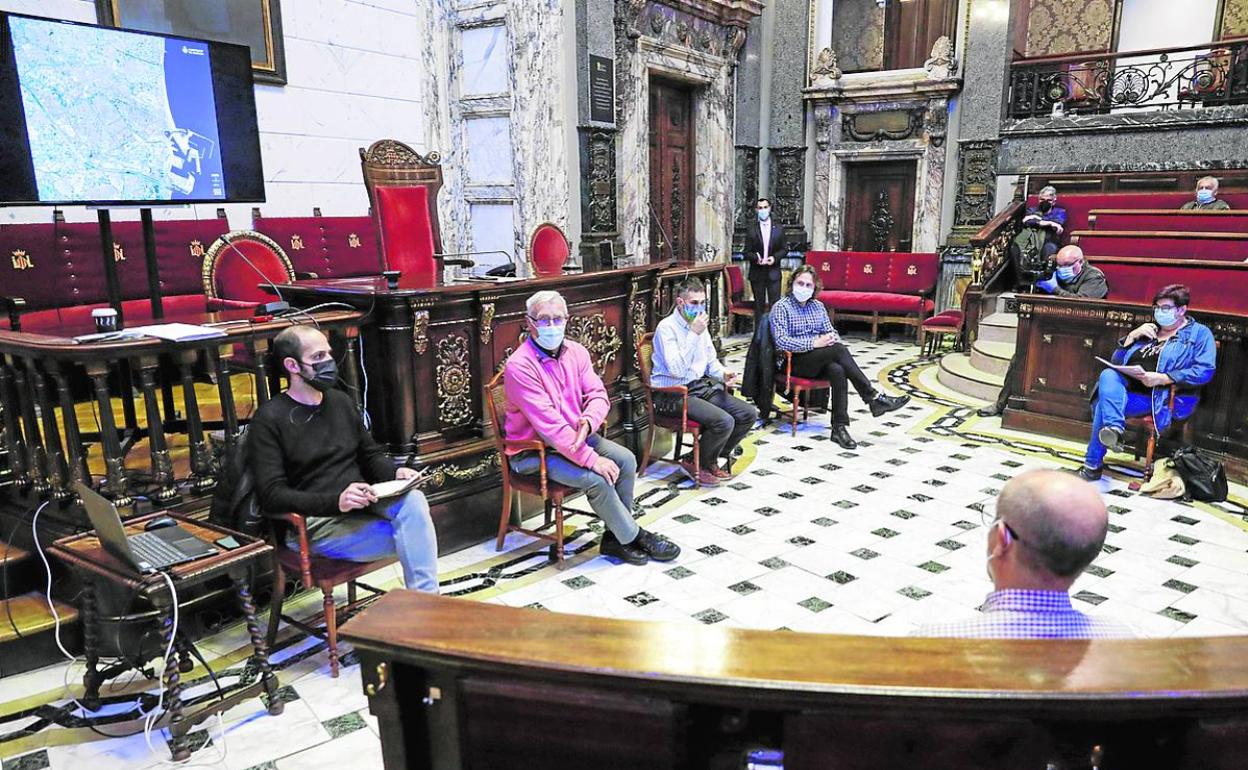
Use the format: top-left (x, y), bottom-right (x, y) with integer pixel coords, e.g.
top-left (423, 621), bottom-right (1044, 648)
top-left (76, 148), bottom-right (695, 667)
top-left (872, 313), bottom-right (880, 341)
top-left (265, 558), bottom-right (286, 650)
top-left (1131, 432), bottom-right (1159, 492)
top-left (347, 581), bottom-right (357, 606)
top-left (693, 433), bottom-right (701, 487)
top-left (553, 497), bottom-right (566, 568)
top-left (322, 585), bottom-right (339, 678)
top-left (791, 388), bottom-right (800, 437)
top-left (640, 413), bottom-right (656, 476)
top-left (495, 481), bottom-right (512, 551)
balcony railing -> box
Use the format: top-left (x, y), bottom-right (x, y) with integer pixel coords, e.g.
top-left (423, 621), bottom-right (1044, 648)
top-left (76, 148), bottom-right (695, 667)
top-left (1008, 40), bottom-right (1248, 119)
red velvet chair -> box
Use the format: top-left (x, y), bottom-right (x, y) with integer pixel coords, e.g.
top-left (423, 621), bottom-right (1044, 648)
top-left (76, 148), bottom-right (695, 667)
top-left (201, 231), bottom-right (296, 309)
top-left (636, 332), bottom-right (703, 487)
top-left (529, 222), bottom-right (571, 277)
top-left (723, 265), bottom-right (755, 333)
top-left (360, 139), bottom-right (445, 286)
top-left (779, 350), bottom-right (831, 437)
top-left (920, 310), bottom-right (965, 357)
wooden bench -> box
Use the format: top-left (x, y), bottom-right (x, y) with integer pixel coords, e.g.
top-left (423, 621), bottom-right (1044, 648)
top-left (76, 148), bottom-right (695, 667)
top-left (1088, 208), bottom-right (1248, 233)
top-left (1072, 230), bottom-right (1248, 261)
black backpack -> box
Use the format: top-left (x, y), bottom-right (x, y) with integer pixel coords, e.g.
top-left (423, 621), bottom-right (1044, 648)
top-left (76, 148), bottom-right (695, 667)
top-left (1170, 445), bottom-right (1228, 503)
top-left (208, 428), bottom-right (267, 536)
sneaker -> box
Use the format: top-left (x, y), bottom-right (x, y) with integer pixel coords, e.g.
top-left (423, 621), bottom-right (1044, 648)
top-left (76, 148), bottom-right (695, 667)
top-left (869, 393), bottom-right (910, 417)
top-left (830, 425), bottom-right (858, 450)
top-left (1076, 465), bottom-right (1103, 482)
top-left (599, 531), bottom-right (649, 565)
top-left (977, 403), bottom-right (1003, 417)
top-left (633, 529), bottom-right (681, 562)
top-left (1097, 426), bottom-right (1123, 453)
top-left (696, 469), bottom-right (722, 487)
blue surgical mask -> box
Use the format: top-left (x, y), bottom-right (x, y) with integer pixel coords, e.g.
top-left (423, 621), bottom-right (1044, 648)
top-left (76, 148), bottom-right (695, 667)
top-left (1197, 189), bottom-right (1216, 204)
top-left (680, 302), bottom-right (704, 321)
top-left (1154, 307), bottom-right (1179, 328)
top-left (757, 208), bottom-right (770, 222)
top-left (1055, 265), bottom-right (1077, 282)
top-left (792, 285), bottom-right (814, 303)
top-left (534, 324), bottom-right (565, 350)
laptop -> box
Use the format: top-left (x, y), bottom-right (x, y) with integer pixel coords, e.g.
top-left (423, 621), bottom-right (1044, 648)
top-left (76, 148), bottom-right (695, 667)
top-left (76, 483), bottom-right (217, 573)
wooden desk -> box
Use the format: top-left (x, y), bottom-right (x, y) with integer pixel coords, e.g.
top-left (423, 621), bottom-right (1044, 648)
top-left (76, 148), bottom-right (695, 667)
top-left (48, 512), bottom-right (282, 762)
top-left (343, 591), bottom-right (1248, 770)
top-left (276, 262), bottom-right (725, 550)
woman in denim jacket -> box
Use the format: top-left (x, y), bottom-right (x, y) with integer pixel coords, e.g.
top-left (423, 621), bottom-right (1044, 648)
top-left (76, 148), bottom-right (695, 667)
top-left (1078, 284), bottom-right (1217, 481)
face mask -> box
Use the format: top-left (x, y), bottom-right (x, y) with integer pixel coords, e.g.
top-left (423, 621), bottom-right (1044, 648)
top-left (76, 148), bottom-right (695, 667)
top-left (1154, 307), bottom-right (1179, 328)
top-left (1055, 265), bottom-right (1077, 282)
top-left (299, 359), bottom-right (337, 393)
top-left (757, 208), bottom-right (770, 222)
top-left (1038, 200), bottom-right (1053, 213)
top-left (792, 284), bottom-right (814, 303)
top-left (1197, 189), bottom-right (1216, 204)
top-left (534, 324), bottom-right (565, 350)
top-left (680, 302), bottom-right (704, 321)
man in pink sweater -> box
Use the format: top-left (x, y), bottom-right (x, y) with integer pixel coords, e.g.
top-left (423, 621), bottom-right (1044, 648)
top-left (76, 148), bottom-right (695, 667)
top-left (504, 290), bottom-right (681, 565)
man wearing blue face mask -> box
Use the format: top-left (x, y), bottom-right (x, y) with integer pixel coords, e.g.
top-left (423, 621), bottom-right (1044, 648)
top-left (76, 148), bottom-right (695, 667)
top-left (651, 277), bottom-right (758, 486)
top-left (1181, 176), bottom-right (1231, 210)
top-left (1077, 284), bottom-right (1217, 481)
top-left (743, 198), bottom-right (788, 319)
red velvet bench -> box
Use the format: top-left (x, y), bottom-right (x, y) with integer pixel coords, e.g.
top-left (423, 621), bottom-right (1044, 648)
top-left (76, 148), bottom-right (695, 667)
top-left (1026, 192), bottom-right (1248, 232)
top-left (809, 250), bottom-right (938, 342)
top-left (251, 209), bottom-right (381, 279)
top-left (1072, 230), bottom-right (1248, 261)
top-left (1088, 209), bottom-right (1248, 233)
top-left (1096, 256), bottom-right (1248, 315)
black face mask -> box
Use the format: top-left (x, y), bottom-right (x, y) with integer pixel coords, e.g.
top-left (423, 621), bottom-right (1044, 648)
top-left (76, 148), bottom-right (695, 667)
top-left (1038, 200), bottom-right (1053, 213)
top-left (298, 358), bottom-right (338, 392)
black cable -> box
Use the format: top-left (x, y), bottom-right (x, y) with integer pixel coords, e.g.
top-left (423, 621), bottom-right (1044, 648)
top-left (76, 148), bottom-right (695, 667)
top-left (3, 510), bottom-right (28, 639)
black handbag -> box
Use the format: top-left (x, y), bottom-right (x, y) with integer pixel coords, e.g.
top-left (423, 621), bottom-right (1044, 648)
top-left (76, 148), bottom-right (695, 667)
top-left (1171, 445), bottom-right (1228, 503)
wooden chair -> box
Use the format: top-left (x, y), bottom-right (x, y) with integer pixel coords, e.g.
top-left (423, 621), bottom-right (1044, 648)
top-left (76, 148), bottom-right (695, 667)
top-left (1124, 364), bottom-right (1214, 492)
top-left (919, 309), bottom-right (965, 357)
top-left (484, 370), bottom-right (580, 567)
top-left (636, 332), bottom-right (703, 487)
top-left (723, 265), bottom-right (755, 333)
top-left (778, 350), bottom-right (831, 437)
top-left (265, 513), bottom-right (394, 678)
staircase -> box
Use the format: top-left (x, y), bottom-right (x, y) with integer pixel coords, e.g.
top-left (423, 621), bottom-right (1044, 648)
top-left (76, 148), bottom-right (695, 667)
top-left (937, 293), bottom-right (1017, 402)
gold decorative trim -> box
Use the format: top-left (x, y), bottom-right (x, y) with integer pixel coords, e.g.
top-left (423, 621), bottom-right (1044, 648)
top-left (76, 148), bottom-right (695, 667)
top-left (412, 307), bottom-right (430, 355)
top-left (480, 302), bottom-right (496, 344)
top-left (419, 452), bottom-right (502, 491)
top-left (436, 333), bottom-right (474, 426)
top-left (566, 313), bottom-right (622, 377)
top-left (201, 230), bottom-right (295, 300)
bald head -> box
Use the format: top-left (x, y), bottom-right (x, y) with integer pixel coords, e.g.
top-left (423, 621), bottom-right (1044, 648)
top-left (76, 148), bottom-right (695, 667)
top-left (1055, 245), bottom-right (1083, 265)
top-left (998, 470), bottom-right (1107, 582)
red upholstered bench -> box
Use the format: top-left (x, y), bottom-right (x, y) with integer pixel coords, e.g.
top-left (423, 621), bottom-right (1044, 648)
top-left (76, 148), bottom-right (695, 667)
top-left (251, 210), bottom-right (381, 279)
top-left (809, 250), bottom-right (938, 342)
top-left (1072, 230), bottom-right (1248, 261)
top-left (1088, 209), bottom-right (1248, 233)
top-left (1095, 257), bottom-right (1248, 315)
top-left (1027, 192), bottom-right (1248, 232)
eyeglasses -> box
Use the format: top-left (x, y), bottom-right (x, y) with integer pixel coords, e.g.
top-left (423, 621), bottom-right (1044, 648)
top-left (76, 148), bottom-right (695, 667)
top-left (979, 504), bottom-right (1023, 544)
top-left (527, 314), bottom-right (567, 328)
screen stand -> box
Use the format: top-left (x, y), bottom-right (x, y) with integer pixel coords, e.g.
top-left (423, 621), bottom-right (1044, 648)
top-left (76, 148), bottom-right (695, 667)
top-left (96, 210), bottom-right (125, 328)
top-left (140, 209), bottom-right (165, 320)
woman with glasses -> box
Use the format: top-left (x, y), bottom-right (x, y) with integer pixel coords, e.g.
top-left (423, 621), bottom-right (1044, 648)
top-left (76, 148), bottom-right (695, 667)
top-left (1078, 283), bottom-right (1217, 481)
top-left (769, 264), bottom-right (909, 449)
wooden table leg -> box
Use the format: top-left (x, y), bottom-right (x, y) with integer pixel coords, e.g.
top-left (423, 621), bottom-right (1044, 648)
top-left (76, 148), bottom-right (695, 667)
top-left (211, 346), bottom-right (239, 457)
top-left (232, 569), bottom-right (284, 715)
top-left (158, 601), bottom-right (190, 761)
top-left (0, 353), bottom-right (31, 487)
top-left (136, 356), bottom-right (179, 505)
top-left (85, 362), bottom-right (131, 507)
top-left (52, 364), bottom-right (91, 489)
top-left (176, 351), bottom-right (215, 493)
top-left (80, 580), bottom-right (103, 712)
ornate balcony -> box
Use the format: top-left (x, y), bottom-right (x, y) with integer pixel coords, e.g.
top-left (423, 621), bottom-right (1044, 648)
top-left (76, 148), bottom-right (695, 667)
top-left (1008, 40), bottom-right (1248, 120)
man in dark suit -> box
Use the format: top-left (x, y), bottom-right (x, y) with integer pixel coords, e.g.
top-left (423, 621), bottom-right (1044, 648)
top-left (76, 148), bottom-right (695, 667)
top-left (742, 198), bottom-right (787, 319)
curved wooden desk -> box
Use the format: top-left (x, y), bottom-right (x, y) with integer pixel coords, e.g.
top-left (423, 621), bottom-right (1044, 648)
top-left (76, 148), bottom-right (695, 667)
top-left (343, 591), bottom-right (1248, 769)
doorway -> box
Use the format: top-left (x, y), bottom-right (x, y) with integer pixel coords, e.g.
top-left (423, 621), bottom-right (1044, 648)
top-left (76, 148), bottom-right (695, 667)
top-left (843, 160), bottom-right (917, 252)
top-left (648, 77), bottom-right (695, 262)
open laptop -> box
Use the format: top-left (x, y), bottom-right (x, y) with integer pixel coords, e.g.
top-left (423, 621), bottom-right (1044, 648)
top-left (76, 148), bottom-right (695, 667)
top-left (76, 482), bottom-right (217, 573)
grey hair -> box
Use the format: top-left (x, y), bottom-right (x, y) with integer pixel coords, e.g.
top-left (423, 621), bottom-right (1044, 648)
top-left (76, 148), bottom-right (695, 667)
top-left (999, 480), bottom-right (1105, 578)
top-left (526, 290), bottom-right (567, 316)
top-left (1198, 175), bottom-right (1219, 190)
top-left (1038, 185), bottom-right (1058, 197)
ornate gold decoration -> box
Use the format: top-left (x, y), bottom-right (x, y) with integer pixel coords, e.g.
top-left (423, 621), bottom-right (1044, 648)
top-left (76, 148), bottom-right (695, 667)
top-left (1083, 337), bottom-right (1095, 348)
top-left (290, 234), bottom-right (305, 250)
top-left (412, 309), bottom-right (430, 355)
top-left (1079, 383), bottom-right (1088, 393)
top-left (566, 313), bottom-right (622, 376)
top-left (480, 302), bottom-right (495, 344)
top-left (1043, 334), bottom-right (1052, 344)
top-left (863, 264), bottom-right (874, 274)
top-left (112, 242), bottom-right (126, 262)
top-left (361, 139), bottom-right (442, 168)
top-left (348, 233), bottom-right (362, 248)
top-left (189, 240), bottom-right (205, 258)
top-left (1037, 377), bottom-right (1048, 386)
top-left (630, 296), bottom-right (648, 369)
top-left (906, 264), bottom-right (917, 276)
top-left (10, 249), bottom-right (33, 270)
top-left (436, 333), bottom-right (473, 426)
top-left (419, 452), bottom-right (502, 491)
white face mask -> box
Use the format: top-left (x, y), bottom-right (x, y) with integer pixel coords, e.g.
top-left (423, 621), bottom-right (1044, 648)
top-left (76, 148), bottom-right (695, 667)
top-left (793, 284), bottom-right (814, 303)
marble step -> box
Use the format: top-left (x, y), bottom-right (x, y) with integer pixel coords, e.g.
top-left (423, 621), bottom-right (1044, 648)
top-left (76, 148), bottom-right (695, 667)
top-left (969, 339), bottom-right (1015, 378)
top-left (993, 292), bottom-right (1018, 315)
top-left (937, 353), bottom-right (1003, 403)
top-left (978, 312), bottom-right (1019, 345)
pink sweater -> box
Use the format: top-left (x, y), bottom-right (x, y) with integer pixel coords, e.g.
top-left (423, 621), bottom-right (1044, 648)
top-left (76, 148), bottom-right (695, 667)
top-left (503, 338), bottom-right (610, 467)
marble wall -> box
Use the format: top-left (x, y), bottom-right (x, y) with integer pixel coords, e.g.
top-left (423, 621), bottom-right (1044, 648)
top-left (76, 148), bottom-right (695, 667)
top-left (0, 0), bottom-right (430, 228)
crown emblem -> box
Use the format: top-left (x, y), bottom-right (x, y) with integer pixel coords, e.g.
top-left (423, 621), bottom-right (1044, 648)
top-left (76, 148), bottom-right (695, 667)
top-left (348, 233), bottom-right (362, 248)
top-left (290, 234), bottom-right (305, 250)
top-left (113, 242), bottom-right (126, 262)
top-left (863, 264), bottom-right (873, 274)
top-left (11, 249), bottom-right (33, 270)
top-left (189, 240), bottom-right (205, 258)
top-left (906, 264), bottom-right (917, 276)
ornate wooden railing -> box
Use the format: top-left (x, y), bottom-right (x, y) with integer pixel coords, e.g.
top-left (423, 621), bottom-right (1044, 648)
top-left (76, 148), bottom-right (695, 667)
top-left (960, 201), bottom-right (1024, 344)
top-left (1009, 40), bottom-right (1248, 119)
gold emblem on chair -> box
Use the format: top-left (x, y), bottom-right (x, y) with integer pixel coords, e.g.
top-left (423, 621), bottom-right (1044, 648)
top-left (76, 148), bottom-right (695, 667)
top-left (290, 234), bottom-right (305, 250)
top-left (189, 240), bottom-right (205, 258)
top-left (112, 242), bottom-right (126, 262)
top-left (821, 262), bottom-right (830, 271)
top-left (348, 233), bottom-right (361, 248)
top-left (906, 265), bottom-right (917, 276)
top-left (863, 264), bottom-right (873, 274)
top-left (10, 249), bottom-right (33, 270)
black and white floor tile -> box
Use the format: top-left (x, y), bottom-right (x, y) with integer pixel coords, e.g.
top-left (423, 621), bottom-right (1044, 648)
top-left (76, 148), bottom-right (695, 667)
top-left (3, 333), bottom-right (1247, 769)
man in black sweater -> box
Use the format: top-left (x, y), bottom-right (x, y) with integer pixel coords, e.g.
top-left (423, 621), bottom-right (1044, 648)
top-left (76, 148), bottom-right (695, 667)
top-left (250, 325), bottom-right (438, 591)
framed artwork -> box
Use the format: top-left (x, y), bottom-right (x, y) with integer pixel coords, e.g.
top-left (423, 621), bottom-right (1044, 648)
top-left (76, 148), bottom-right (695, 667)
top-left (96, 0), bottom-right (287, 85)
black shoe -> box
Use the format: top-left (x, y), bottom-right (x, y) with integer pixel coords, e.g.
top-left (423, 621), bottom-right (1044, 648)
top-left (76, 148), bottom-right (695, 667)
top-left (599, 532), bottom-right (649, 565)
top-left (977, 403), bottom-right (1003, 417)
top-left (1076, 465), bottom-right (1103, 481)
top-left (869, 393), bottom-right (910, 418)
top-left (633, 529), bottom-right (681, 562)
top-left (831, 425), bottom-right (858, 450)
top-left (1097, 426), bottom-right (1123, 453)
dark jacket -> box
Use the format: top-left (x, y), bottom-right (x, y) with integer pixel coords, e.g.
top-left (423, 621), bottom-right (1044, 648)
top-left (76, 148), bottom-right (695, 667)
top-left (1052, 264), bottom-right (1108, 299)
top-left (742, 219), bottom-right (788, 283)
top-left (741, 311), bottom-right (777, 419)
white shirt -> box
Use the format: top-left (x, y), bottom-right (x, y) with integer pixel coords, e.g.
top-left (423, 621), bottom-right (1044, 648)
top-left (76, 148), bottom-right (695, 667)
top-left (650, 309), bottom-right (724, 388)
top-left (760, 219), bottom-right (772, 261)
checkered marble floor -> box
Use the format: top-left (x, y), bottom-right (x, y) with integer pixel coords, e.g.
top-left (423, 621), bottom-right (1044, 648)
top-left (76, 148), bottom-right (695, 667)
top-left (4, 333), bottom-right (1248, 770)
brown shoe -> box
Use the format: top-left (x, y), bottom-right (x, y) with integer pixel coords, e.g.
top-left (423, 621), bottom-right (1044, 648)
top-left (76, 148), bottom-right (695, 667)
top-left (696, 469), bottom-right (722, 486)
top-left (713, 467), bottom-right (732, 479)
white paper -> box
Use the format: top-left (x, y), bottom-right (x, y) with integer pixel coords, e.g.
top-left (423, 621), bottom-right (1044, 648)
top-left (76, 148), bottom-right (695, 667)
top-left (1095, 356), bottom-right (1146, 378)
top-left (128, 323), bottom-right (227, 342)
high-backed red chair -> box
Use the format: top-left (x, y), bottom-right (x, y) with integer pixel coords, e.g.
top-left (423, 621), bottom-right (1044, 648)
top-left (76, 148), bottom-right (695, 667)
top-left (723, 265), bottom-right (755, 333)
top-left (360, 139), bottom-right (444, 286)
top-left (636, 332), bottom-right (703, 487)
top-left (201, 231), bottom-right (296, 309)
top-left (529, 222), bottom-right (571, 277)
top-left (779, 350), bottom-right (831, 437)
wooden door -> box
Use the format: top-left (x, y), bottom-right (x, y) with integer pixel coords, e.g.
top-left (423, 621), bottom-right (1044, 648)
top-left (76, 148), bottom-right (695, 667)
top-left (649, 78), bottom-right (695, 262)
top-left (843, 161), bottom-right (916, 252)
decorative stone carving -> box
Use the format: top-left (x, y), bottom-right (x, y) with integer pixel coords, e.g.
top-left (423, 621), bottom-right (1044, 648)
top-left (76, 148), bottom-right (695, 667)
top-left (811, 47), bottom-right (842, 87)
top-left (733, 146), bottom-right (760, 240)
top-left (724, 26), bottom-right (747, 59)
top-left (566, 313), bottom-right (622, 376)
top-left (814, 111), bottom-right (833, 151)
top-left (435, 334), bottom-right (473, 427)
top-left (869, 190), bottom-right (895, 251)
top-left (480, 302), bottom-right (495, 344)
top-left (584, 130), bottom-right (618, 234)
top-left (842, 110), bottom-right (924, 143)
top-left (770, 147), bottom-right (806, 228)
top-left (924, 102), bottom-right (949, 148)
top-left (953, 140), bottom-right (1000, 228)
top-left (924, 35), bottom-right (958, 80)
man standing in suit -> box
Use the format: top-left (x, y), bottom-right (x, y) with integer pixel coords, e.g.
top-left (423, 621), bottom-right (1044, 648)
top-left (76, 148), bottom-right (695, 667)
top-left (743, 198), bottom-right (787, 319)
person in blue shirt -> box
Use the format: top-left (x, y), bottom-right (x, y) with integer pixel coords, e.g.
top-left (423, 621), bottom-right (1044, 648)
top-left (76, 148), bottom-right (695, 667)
top-left (1009, 186), bottom-right (1068, 290)
top-left (1078, 284), bottom-right (1217, 480)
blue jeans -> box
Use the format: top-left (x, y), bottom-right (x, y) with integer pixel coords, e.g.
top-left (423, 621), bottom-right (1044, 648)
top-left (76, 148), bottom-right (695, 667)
top-left (509, 434), bottom-right (640, 544)
top-left (299, 490), bottom-right (439, 592)
top-left (1085, 369), bottom-right (1195, 469)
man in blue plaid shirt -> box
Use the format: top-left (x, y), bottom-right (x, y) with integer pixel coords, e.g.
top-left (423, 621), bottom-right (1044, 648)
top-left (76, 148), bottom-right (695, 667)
top-left (916, 470), bottom-right (1133, 639)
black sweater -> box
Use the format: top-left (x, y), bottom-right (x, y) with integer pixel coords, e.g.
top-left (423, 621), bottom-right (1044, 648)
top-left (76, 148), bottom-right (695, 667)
top-left (249, 390), bottom-right (395, 519)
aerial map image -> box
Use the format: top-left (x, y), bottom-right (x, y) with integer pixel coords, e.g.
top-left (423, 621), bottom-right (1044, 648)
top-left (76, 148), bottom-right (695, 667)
top-left (9, 16), bottom-right (226, 203)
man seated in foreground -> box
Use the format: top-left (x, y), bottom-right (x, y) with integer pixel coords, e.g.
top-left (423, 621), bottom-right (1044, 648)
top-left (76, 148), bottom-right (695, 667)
top-left (651, 277), bottom-right (758, 487)
top-left (917, 470), bottom-right (1132, 639)
top-left (504, 290), bottom-right (680, 566)
top-left (251, 325), bottom-right (439, 591)
top-left (1181, 176), bottom-right (1231, 210)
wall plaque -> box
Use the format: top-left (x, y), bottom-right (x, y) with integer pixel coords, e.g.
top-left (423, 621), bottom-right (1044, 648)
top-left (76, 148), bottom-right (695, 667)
top-left (589, 55), bottom-right (615, 124)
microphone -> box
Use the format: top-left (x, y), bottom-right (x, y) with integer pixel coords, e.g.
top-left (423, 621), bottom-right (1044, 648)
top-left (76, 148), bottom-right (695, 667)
top-left (219, 232), bottom-right (291, 317)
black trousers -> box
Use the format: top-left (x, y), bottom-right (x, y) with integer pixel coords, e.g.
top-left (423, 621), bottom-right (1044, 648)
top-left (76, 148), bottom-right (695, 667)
top-left (789, 344), bottom-right (876, 427)
top-left (991, 354), bottom-right (1020, 411)
top-left (750, 274), bottom-right (781, 318)
top-left (657, 389), bottom-right (758, 469)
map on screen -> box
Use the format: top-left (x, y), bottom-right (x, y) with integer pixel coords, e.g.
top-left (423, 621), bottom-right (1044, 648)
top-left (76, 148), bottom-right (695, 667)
top-left (9, 16), bottom-right (226, 203)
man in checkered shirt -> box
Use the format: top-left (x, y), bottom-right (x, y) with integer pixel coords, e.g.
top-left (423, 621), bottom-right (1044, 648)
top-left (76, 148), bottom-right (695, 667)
top-left (916, 470), bottom-right (1133, 639)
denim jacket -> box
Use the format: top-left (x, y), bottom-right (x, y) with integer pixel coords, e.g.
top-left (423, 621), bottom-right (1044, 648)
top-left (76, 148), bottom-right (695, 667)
top-left (1110, 316), bottom-right (1216, 433)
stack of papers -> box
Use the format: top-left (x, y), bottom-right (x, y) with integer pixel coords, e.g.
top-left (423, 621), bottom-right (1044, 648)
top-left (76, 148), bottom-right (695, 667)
top-left (127, 323), bottom-right (227, 342)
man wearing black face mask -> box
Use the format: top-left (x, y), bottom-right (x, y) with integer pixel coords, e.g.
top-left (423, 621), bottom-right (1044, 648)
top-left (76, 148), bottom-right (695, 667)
top-left (249, 325), bottom-right (439, 592)
top-left (1008, 186), bottom-right (1067, 290)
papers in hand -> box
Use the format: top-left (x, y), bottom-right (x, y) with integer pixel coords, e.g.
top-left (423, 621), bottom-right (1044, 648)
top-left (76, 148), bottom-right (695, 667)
top-left (370, 472), bottom-right (428, 499)
top-left (1095, 356), bottom-right (1146, 378)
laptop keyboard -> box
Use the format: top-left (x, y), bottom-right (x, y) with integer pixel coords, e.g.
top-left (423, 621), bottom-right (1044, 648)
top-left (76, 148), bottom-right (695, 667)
top-left (129, 532), bottom-right (190, 568)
